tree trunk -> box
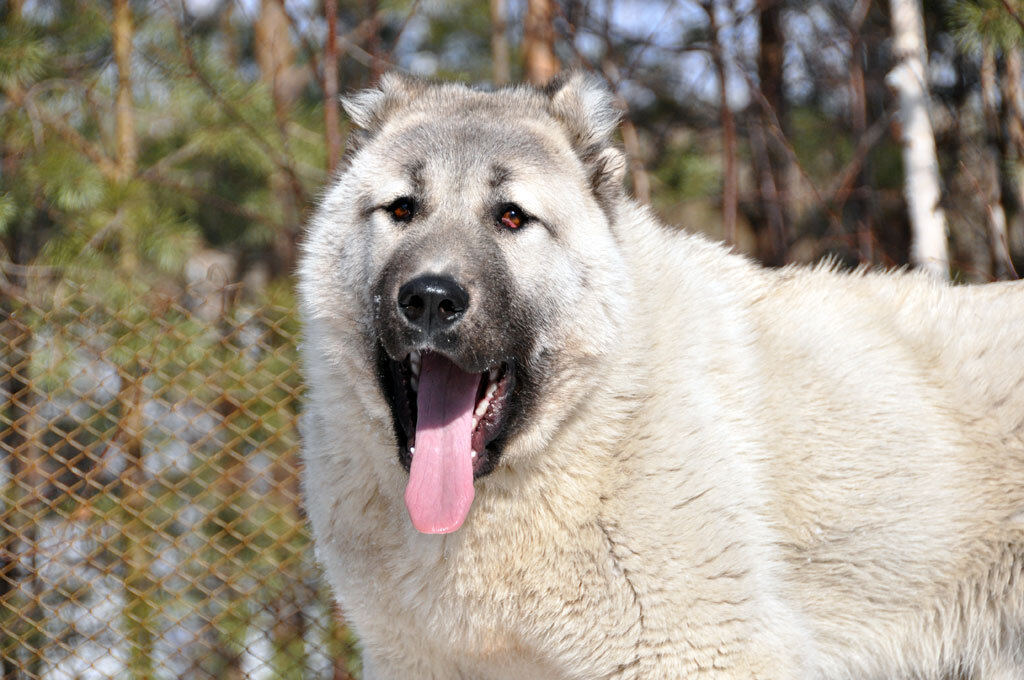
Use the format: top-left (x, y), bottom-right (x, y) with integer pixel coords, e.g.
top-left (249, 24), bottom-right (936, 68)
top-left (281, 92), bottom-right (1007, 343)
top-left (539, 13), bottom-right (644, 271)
top-left (221, 2), bottom-right (239, 70)
top-left (210, 385), bottom-right (249, 678)
top-left (256, 0), bottom-right (298, 128)
top-left (620, 117), bottom-right (650, 203)
top-left (324, 0), bottom-right (342, 173)
top-left (981, 48), bottom-right (1015, 279)
top-left (754, 0), bottom-right (788, 263)
top-left (0, 300), bottom-right (45, 680)
top-left (885, 0), bottom-right (949, 279)
top-left (706, 1), bottom-right (738, 246)
top-left (113, 0), bottom-right (139, 277)
top-left (113, 0), bottom-right (136, 181)
top-left (194, 372), bottom-right (250, 680)
top-left (1006, 49), bottom-right (1024, 157)
top-left (523, 0), bottom-right (559, 85)
top-left (118, 364), bottom-right (154, 680)
top-left (270, 580), bottom-right (308, 678)
top-left (1003, 49), bottom-right (1024, 270)
top-left (601, 60), bottom-right (650, 204)
top-left (4, 0), bottom-right (22, 21)
top-left (329, 604), bottom-right (358, 680)
top-left (490, 0), bottom-right (511, 85)
top-left (849, 0), bottom-right (877, 265)
top-left (255, 0), bottom-right (301, 276)
top-left (366, 0), bottom-right (383, 84)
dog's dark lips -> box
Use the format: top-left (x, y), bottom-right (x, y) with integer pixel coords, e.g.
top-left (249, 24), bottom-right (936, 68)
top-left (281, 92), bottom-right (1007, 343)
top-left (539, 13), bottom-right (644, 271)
top-left (378, 346), bottom-right (515, 477)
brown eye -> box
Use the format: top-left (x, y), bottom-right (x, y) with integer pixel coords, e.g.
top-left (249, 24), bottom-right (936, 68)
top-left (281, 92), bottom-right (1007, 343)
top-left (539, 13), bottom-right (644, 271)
top-left (387, 197), bottom-right (416, 223)
top-left (499, 204), bottom-right (526, 230)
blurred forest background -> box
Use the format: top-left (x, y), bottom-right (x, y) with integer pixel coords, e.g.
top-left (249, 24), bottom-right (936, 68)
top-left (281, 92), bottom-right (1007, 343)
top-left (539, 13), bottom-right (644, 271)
top-left (1, 0), bottom-right (1023, 678)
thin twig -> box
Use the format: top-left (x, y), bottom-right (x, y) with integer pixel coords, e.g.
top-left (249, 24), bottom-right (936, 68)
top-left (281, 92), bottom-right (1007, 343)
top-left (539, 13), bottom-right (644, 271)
top-left (999, 0), bottom-right (1024, 33)
top-left (384, 0), bottom-right (423, 65)
top-left (738, 67), bottom-right (846, 234)
top-left (824, 109), bottom-right (895, 208)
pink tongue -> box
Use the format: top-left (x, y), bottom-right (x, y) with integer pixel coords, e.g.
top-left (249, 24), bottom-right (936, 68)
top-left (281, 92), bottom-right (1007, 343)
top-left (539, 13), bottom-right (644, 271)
top-left (404, 353), bottom-right (478, 534)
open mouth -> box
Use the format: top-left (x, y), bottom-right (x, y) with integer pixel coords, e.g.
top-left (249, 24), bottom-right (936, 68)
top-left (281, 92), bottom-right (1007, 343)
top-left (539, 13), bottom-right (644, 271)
top-left (383, 349), bottom-right (515, 475)
top-left (379, 347), bottom-right (515, 533)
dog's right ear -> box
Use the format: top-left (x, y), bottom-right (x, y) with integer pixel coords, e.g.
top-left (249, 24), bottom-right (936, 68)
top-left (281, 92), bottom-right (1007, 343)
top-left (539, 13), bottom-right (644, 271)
top-left (543, 72), bottom-right (627, 208)
top-left (544, 72), bottom-right (622, 152)
top-left (341, 72), bottom-right (426, 132)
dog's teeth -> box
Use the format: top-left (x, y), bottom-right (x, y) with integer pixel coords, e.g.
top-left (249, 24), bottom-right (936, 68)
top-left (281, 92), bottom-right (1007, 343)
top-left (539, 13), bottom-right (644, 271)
top-left (485, 381), bottom-right (498, 398)
top-left (411, 375), bottom-right (418, 392)
top-left (489, 367), bottom-right (499, 381)
top-left (471, 450), bottom-right (477, 459)
top-left (409, 446), bottom-right (415, 455)
top-left (472, 416), bottom-right (478, 429)
top-left (474, 399), bottom-right (489, 417)
top-left (410, 350), bottom-right (421, 364)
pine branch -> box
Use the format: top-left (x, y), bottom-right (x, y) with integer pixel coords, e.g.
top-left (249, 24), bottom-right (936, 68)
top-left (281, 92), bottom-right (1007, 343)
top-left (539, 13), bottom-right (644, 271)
top-left (163, 0), bottom-right (308, 207)
top-left (140, 170), bottom-right (279, 227)
top-left (3, 83), bottom-right (119, 180)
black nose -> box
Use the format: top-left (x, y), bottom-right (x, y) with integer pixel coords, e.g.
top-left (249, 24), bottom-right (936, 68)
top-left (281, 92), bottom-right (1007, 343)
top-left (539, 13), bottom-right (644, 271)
top-left (397, 274), bottom-right (470, 334)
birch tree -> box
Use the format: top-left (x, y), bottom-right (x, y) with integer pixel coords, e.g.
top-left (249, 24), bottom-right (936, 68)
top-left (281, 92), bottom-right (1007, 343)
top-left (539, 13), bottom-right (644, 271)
top-left (886, 0), bottom-right (950, 279)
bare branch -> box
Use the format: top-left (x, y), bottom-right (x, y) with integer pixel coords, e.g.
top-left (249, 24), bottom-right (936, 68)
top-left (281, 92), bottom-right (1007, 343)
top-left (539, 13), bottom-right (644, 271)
top-left (999, 0), bottom-right (1024, 33)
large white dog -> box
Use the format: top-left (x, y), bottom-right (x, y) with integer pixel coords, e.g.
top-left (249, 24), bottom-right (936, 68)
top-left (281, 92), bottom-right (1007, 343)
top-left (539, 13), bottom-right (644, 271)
top-left (298, 72), bottom-right (1024, 679)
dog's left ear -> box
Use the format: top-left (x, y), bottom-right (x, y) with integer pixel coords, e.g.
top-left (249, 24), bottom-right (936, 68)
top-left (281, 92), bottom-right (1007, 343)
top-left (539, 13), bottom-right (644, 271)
top-left (544, 72), bottom-right (627, 204)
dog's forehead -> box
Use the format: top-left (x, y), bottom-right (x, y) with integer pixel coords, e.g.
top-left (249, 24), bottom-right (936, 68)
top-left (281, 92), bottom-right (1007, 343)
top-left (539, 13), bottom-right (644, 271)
top-left (376, 110), bottom-right (572, 183)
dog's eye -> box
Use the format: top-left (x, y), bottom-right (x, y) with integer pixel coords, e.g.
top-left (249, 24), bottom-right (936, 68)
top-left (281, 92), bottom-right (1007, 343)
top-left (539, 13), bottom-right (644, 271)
top-left (386, 197), bottom-right (416, 223)
top-left (498, 204), bottom-right (526, 230)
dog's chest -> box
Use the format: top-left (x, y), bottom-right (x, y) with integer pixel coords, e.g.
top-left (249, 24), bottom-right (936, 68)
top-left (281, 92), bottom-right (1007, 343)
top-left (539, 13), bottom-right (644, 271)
top-left (347, 517), bottom-right (644, 678)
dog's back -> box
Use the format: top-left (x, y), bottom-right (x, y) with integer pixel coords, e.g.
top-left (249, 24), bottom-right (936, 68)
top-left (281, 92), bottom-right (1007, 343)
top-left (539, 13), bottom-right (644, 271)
top-left (748, 267), bottom-right (1024, 678)
top-left (920, 281), bottom-right (1024, 438)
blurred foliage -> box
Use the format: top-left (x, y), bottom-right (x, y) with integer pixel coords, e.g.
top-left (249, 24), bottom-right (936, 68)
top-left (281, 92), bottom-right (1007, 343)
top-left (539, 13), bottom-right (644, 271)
top-left (950, 0), bottom-right (1024, 51)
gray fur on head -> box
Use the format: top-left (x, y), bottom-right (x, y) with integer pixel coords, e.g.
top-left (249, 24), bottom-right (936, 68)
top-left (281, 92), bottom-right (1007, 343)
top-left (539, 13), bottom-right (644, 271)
top-left (339, 71), bottom-right (627, 204)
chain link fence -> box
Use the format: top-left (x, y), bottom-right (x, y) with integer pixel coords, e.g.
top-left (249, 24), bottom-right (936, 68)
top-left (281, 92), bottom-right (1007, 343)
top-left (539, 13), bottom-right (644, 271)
top-left (0, 273), bottom-right (358, 679)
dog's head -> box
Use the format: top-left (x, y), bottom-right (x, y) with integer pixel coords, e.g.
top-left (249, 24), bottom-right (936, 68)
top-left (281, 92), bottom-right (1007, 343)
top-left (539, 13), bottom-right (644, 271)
top-left (299, 73), bottom-right (633, 533)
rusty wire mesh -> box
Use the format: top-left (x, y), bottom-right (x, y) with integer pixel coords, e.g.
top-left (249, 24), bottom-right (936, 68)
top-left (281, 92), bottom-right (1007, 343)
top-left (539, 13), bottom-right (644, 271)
top-left (0, 275), bottom-right (359, 679)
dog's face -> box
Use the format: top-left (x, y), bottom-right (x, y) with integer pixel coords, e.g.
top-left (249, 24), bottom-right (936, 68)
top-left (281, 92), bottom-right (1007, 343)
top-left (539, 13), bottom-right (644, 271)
top-left (300, 73), bottom-right (631, 533)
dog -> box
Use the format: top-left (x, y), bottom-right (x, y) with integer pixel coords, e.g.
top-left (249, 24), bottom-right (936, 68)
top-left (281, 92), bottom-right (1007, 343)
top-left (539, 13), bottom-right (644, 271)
top-left (298, 72), bottom-right (1024, 679)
